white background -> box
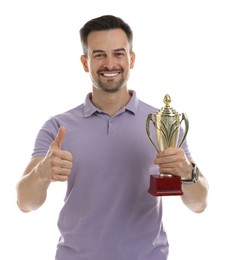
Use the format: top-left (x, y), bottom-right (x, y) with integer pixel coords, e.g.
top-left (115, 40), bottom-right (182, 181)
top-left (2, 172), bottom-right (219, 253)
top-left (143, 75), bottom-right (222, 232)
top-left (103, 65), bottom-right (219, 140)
top-left (0, 0), bottom-right (224, 259)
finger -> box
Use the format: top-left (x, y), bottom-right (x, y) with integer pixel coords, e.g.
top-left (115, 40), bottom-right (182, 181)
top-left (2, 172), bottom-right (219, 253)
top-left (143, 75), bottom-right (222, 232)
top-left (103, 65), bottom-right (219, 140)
top-left (157, 148), bottom-right (177, 158)
top-left (51, 126), bottom-right (66, 149)
top-left (51, 174), bottom-right (69, 182)
top-left (155, 156), bottom-right (177, 165)
top-left (51, 168), bottom-right (71, 182)
top-left (56, 157), bottom-right (73, 168)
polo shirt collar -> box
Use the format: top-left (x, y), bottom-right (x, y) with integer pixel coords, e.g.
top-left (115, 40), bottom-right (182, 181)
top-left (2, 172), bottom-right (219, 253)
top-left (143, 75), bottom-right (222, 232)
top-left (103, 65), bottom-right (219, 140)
top-left (83, 93), bottom-right (101, 117)
top-left (125, 90), bottom-right (139, 114)
top-left (83, 90), bottom-right (139, 117)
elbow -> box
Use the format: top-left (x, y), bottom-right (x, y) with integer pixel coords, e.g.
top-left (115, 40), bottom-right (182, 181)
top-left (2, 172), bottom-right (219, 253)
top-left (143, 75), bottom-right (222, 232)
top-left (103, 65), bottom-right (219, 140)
top-left (183, 176), bottom-right (209, 213)
top-left (16, 198), bottom-right (38, 213)
top-left (194, 183), bottom-right (209, 213)
top-left (192, 201), bottom-right (208, 214)
top-left (16, 198), bottom-right (44, 213)
top-left (185, 193), bottom-right (209, 214)
top-left (16, 183), bottom-right (46, 213)
top-left (16, 191), bottom-right (44, 213)
top-left (17, 200), bottom-right (32, 213)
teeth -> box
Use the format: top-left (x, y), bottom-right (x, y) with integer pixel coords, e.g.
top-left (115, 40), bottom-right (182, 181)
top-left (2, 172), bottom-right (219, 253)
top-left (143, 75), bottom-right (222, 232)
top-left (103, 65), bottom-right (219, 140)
top-left (103, 73), bottom-right (118, 77)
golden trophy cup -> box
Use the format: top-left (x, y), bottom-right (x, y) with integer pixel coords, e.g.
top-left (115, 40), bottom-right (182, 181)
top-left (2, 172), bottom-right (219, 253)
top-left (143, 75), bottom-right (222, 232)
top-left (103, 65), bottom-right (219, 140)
top-left (146, 94), bottom-right (189, 196)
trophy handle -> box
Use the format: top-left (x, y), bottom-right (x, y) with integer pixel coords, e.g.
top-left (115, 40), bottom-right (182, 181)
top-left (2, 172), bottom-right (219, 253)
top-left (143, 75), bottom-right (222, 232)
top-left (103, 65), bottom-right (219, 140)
top-left (146, 114), bottom-right (160, 153)
top-left (178, 113), bottom-right (189, 147)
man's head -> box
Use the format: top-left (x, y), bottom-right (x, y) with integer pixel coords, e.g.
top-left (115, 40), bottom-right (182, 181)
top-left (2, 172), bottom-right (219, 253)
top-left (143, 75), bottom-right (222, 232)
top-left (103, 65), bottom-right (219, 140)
top-left (80, 15), bottom-right (133, 56)
top-left (80, 15), bottom-right (135, 94)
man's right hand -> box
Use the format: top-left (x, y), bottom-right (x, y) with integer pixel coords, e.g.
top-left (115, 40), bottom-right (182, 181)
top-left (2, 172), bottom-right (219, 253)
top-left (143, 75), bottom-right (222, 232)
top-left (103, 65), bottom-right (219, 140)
top-left (38, 126), bottom-right (73, 182)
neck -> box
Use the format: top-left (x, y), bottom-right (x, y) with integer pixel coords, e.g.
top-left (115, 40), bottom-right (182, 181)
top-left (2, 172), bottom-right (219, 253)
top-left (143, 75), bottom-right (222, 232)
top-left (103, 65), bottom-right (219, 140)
top-left (91, 87), bottom-right (131, 116)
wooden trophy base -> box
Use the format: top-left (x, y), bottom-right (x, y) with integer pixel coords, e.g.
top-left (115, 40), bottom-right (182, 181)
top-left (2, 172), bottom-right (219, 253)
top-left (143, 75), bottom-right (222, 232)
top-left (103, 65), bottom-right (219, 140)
top-left (148, 174), bottom-right (183, 196)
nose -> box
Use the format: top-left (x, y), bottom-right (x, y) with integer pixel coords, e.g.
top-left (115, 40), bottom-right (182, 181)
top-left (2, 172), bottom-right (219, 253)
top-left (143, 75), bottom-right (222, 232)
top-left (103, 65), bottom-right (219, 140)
top-left (103, 56), bottom-right (116, 70)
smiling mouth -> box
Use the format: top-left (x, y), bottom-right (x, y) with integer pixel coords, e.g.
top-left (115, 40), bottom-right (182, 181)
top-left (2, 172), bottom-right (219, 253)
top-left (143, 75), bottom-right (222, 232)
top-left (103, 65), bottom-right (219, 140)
top-left (99, 70), bottom-right (121, 78)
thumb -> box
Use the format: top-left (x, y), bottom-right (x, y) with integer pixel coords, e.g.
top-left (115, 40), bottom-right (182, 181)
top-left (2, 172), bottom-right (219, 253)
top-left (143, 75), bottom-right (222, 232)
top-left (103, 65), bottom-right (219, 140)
top-left (51, 126), bottom-right (66, 149)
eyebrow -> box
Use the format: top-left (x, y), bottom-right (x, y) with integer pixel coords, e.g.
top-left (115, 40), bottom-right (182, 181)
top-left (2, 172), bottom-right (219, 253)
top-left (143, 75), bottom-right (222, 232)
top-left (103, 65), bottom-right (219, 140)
top-left (92, 48), bottom-right (126, 54)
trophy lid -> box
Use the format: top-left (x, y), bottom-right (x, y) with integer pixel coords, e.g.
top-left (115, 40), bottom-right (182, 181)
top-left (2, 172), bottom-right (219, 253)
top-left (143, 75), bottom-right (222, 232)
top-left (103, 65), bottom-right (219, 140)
top-left (157, 94), bottom-right (178, 116)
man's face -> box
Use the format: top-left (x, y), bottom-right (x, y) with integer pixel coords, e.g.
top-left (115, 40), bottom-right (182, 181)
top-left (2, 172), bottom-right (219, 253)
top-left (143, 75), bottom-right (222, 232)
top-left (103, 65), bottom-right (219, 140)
top-left (81, 29), bottom-right (135, 93)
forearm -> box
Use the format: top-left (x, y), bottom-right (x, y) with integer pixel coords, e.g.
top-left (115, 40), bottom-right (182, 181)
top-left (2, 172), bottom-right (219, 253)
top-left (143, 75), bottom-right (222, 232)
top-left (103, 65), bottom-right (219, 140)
top-left (16, 165), bottom-right (51, 212)
top-left (181, 173), bottom-right (209, 213)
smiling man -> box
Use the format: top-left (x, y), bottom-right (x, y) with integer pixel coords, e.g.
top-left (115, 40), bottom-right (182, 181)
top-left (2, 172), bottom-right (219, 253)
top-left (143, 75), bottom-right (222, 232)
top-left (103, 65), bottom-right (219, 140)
top-left (16, 15), bottom-right (208, 260)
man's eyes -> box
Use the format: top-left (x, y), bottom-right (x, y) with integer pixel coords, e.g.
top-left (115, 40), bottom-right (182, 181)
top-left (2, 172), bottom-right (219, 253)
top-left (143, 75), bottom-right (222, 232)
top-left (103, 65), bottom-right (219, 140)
top-left (93, 53), bottom-right (105, 58)
top-left (115, 52), bottom-right (125, 57)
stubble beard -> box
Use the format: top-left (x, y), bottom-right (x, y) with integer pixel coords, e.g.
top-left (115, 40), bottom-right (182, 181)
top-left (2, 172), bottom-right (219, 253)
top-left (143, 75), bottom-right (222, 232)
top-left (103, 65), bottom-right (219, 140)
top-left (96, 74), bottom-right (128, 93)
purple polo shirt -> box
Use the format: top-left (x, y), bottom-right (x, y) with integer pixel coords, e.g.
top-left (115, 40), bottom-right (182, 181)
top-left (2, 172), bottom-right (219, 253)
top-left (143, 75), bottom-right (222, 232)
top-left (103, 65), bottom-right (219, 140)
top-left (32, 90), bottom-right (191, 260)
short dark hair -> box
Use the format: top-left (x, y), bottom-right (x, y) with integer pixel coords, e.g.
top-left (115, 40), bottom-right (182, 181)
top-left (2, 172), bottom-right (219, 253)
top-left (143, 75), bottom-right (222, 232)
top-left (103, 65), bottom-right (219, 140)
top-left (79, 15), bottom-right (133, 55)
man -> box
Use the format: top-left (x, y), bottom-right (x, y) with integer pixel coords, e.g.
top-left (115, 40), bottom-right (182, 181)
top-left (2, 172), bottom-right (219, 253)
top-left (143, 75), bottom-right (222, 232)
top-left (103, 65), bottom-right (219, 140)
top-left (16, 15), bottom-right (208, 260)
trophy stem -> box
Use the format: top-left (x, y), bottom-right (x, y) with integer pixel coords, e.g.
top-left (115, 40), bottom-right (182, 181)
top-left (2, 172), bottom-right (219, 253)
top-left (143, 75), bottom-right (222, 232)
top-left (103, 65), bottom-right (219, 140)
top-left (159, 173), bottom-right (173, 178)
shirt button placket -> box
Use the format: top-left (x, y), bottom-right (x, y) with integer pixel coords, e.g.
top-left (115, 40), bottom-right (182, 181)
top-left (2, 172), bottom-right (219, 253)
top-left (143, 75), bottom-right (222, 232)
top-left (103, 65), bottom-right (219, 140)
top-left (108, 118), bottom-right (116, 136)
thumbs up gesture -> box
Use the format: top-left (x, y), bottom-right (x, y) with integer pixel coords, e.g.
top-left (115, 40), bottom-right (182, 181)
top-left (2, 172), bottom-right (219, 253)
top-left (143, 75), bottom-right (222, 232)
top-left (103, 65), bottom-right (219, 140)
top-left (39, 126), bottom-right (73, 182)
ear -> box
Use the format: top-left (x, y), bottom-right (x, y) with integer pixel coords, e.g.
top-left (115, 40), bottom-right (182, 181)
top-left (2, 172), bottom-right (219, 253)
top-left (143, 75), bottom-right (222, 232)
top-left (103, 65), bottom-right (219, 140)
top-left (130, 52), bottom-right (135, 69)
top-left (80, 55), bottom-right (89, 72)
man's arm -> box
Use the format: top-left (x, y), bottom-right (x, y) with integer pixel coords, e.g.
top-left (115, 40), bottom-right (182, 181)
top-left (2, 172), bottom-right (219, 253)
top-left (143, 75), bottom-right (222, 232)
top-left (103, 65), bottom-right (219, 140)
top-left (16, 157), bottom-right (51, 212)
top-left (154, 147), bottom-right (209, 213)
top-left (16, 126), bottom-right (73, 212)
top-left (181, 169), bottom-right (208, 213)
